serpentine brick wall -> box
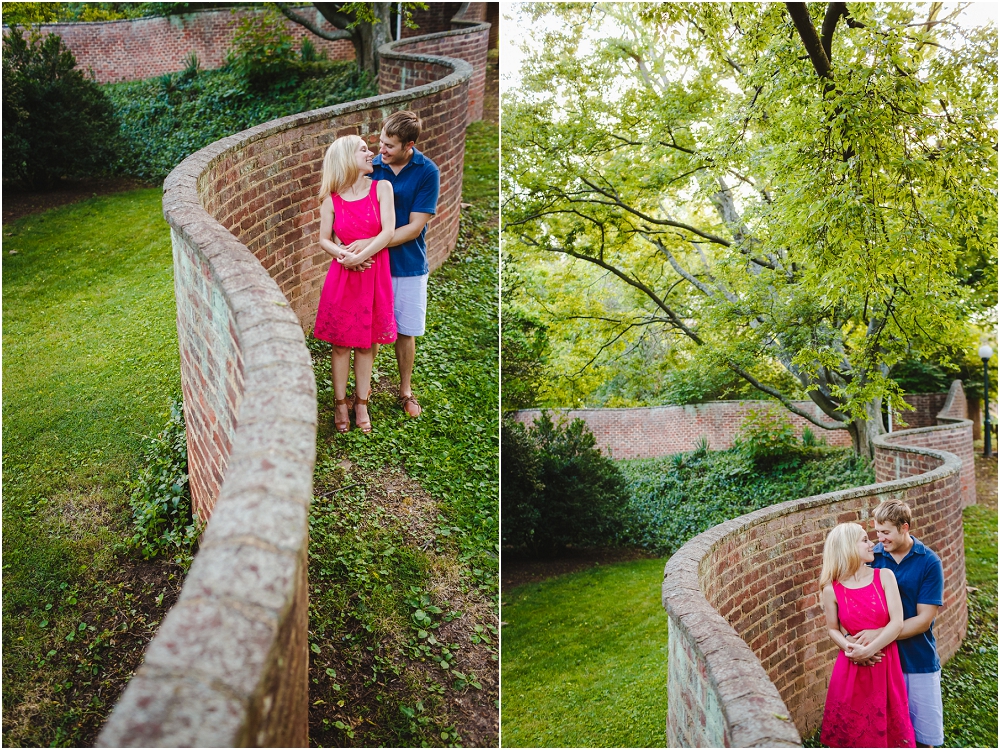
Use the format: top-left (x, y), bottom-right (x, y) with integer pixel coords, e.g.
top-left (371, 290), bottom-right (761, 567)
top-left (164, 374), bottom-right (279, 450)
top-left (512, 391), bottom-right (959, 460)
top-left (3, 6), bottom-right (353, 84)
top-left (662, 382), bottom-right (972, 747)
top-left (97, 16), bottom-right (490, 748)
top-left (3, 3), bottom-right (493, 85)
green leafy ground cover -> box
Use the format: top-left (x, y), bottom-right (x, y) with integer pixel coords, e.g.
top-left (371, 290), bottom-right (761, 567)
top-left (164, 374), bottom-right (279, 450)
top-left (618, 447), bottom-right (875, 553)
top-left (305, 121), bottom-right (499, 747)
top-left (2, 189), bottom-right (184, 746)
top-left (939, 501), bottom-right (997, 748)
top-left (104, 60), bottom-right (376, 181)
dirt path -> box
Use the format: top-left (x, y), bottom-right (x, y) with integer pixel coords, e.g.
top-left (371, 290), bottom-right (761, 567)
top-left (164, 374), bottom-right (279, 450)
top-left (3, 177), bottom-right (155, 225)
top-left (501, 547), bottom-right (659, 594)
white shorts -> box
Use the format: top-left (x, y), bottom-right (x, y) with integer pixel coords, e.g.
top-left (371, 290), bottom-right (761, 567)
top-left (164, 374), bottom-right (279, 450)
top-left (391, 273), bottom-right (428, 337)
top-left (903, 670), bottom-right (944, 746)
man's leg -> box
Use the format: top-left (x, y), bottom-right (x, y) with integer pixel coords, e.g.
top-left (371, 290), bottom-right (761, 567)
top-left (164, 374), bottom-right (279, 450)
top-left (903, 671), bottom-right (944, 747)
top-left (395, 335), bottom-right (419, 410)
top-left (391, 273), bottom-right (428, 417)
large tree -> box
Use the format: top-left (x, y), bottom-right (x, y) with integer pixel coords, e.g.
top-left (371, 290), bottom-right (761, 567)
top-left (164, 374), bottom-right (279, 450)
top-left (276, 2), bottom-right (416, 78)
top-left (502, 2), bottom-right (997, 457)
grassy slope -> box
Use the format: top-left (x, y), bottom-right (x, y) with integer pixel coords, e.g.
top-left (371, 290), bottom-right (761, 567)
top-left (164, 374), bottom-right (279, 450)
top-left (2, 189), bottom-right (183, 746)
top-left (500, 557), bottom-right (668, 748)
top-left (306, 121), bottom-right (499, 747)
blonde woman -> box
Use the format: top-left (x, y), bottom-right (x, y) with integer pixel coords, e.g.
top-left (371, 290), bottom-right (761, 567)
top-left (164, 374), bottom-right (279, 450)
top-left (313, 135), bottom-right (396, 434)
top-left (819, 522), bottom-right (915, 747)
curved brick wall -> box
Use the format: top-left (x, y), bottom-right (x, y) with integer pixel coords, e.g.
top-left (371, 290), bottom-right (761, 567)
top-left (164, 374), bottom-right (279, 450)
top-left (512, 390), bottom-right (960, 460)
top-left (3, 6), bottom-right (354, 84)
top-left (662, 384), bottom-right (972, 747)
top-left (97, 17), bottom-right (490, 748)
top-left (2, 3), bottom-right (493, 85)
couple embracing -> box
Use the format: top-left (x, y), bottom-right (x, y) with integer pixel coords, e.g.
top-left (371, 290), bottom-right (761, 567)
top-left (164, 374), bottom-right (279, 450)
top-left (312, 111), bottom-right (437, 433)
top-left (820, 500), bottom-right (945, 748)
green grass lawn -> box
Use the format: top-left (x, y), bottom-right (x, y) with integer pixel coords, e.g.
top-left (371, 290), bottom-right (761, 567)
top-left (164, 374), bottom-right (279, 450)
top-left (940, 502), bottom-right (998, 748)
top-left (305, 121), bottom-right (499, 747)
top-left (2, 188), bottom-right (183, 746)
top-left (500, 557), bottom-right (668, 748)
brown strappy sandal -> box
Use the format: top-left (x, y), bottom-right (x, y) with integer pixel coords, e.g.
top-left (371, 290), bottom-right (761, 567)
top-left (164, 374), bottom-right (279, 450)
top-left (397, 392), bottom-right (422, 418)
top-left (334, 397), bottom-right (351, 434)
top-left (354, 389), bottom-right (373, 434)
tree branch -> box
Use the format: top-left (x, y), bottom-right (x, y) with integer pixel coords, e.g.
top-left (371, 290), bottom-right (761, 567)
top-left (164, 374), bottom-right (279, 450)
top-left (785, 3), bottom-right (833, 79)
top-left (726, 360), bottom-right (850, 428)
top-left (820, 2), bottom-right (847, 62)
top-left (274, 3), bottom-right (352, 41)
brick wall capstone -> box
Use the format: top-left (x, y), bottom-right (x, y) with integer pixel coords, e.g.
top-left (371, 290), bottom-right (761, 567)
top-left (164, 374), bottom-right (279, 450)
top-left (662, 382), bottom-right (972, 747)
top-left (96, 12), bottom-right (491, 748)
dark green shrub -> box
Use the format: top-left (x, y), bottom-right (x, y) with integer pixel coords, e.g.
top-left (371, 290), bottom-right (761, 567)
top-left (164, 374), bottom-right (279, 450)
top-left (801, 426), bottom-right (826, 448)
top-left (2, 25), bottom-right (121, 188)
top-left (127, 397), bottom-right (201, 566)
top-left (226, 6), bottom-right (298, 88)
top-left (180, 51), bottom-right (200, 80)
top-left (300, 37), bottom-right (323, 63)
top-left (500, 418), bottom-right (544, 550)
top-left (502, 412), bottom-right (628, 555)
top-left (732, 405), bottom-right (802, 469)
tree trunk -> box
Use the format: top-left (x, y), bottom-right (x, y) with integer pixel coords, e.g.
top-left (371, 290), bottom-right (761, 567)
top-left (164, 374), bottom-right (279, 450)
top-left (354, 2), bottom-right (392, 78)
top-left (846, 399), bottom-right (886, 461)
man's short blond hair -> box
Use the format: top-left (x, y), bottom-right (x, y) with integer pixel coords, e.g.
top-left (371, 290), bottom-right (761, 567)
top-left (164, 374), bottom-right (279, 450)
top-left (874, 499), bottom-right (912, 530)
top-left (383, 110), bottom-right (421, 145)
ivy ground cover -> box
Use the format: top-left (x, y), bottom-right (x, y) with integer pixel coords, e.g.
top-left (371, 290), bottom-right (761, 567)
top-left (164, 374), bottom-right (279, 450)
top-left (2, 189), bottom-right (184, 746)
top-left (305, 121), bottom-right (499, 747)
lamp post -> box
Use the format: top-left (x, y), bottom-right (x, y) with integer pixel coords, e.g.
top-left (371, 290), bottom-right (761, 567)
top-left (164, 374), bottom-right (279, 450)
top-left (980, 344), bottom-right (994, 458)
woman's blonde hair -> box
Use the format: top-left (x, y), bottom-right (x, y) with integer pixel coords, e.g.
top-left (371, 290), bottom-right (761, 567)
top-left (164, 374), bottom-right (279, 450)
top-left (819, 523), bottom-right (868, 587)
top-left (319, 134), bottom-right (364, 200)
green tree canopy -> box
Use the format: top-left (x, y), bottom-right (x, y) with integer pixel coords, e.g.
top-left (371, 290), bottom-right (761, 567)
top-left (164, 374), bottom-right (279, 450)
top-left (502, 2), bottom-right (998, 456)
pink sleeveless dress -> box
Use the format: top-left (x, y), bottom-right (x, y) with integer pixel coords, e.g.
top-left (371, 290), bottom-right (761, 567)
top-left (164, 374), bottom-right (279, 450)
top-left (821, 571), bottom-right (915, 748)
top-left (313, 180), bottom-right (396, 348)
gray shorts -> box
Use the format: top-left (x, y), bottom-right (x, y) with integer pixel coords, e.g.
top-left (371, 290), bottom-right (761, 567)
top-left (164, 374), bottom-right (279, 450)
top-left (903, 670), bottom-right (944, 746)
top-left (391, 273), bottom-right (428, 337)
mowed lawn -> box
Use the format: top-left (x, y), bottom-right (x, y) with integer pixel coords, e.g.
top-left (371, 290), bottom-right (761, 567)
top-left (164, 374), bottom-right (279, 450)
top-left (500, 557), bottom-right (669, 748)
top-left (2, 188), bottom-right (181, 746)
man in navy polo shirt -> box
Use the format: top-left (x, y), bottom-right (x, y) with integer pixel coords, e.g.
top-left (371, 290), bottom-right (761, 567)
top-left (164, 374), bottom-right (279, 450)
top-left (369, 110), bottom-right (440, 418)
top-left (852, 499), bottom-right (945, 747)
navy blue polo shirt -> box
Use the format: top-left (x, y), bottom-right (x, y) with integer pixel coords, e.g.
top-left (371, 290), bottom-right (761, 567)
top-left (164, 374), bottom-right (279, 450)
top-left (870, 536), bottom-right (944, 673)
top-left (370, 147), bottom-right (440, 277)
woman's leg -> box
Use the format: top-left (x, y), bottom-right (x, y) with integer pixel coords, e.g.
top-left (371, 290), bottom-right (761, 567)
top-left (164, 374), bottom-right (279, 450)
top-left (353, 346), bottom-right (375, 429)
top-left (332, 346), bottom-right (352, 429)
